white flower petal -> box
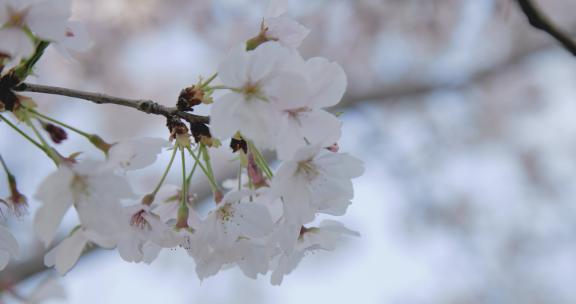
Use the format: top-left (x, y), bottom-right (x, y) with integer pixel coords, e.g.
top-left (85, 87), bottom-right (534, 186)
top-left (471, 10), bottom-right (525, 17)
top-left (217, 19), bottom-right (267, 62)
top-left (44, 229), bottom-right (88, 275)
top-left (107, 137), bottom-right (169, 171)
top-left (305, 57), bottom-right (347, 108)
top-left (265, 16), bottom-right (310, 49)
top-left (265, 0), bottom-right (289, 18)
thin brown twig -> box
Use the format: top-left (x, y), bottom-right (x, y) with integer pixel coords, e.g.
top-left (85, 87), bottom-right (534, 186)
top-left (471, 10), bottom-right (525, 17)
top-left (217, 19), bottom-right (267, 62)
top-left (14, 83), bottom-right (210, 125)
top-left (516, 0), bottom-right (576, 56)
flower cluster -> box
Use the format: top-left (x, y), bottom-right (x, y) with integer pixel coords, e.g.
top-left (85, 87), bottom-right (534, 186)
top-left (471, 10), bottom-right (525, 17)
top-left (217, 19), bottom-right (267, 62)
top-left (0, 0), bottom-right (364, 286)
top-left (0, 0), bottom-right (91, 70)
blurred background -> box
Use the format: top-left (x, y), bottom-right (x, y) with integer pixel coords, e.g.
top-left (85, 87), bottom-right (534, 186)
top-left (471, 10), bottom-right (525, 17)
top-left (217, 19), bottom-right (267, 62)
top-left (2, 0), bottom-right (576, 303)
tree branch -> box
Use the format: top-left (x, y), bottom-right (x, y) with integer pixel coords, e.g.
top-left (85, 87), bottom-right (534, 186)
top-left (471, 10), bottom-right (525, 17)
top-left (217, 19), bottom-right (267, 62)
top-left (14, 83), bottom-right (210, 125)
top-left (516, 0), bottom-right (576, 56)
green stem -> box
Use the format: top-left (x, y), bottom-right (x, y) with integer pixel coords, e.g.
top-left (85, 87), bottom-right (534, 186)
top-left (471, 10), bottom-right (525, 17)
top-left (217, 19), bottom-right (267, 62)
top-left (186, 155), bottom-right (199, 186)
top-left (238, 166), bottom-right (242, 190)
top-left (30, 109), bottom-right (91, 138)
top-left (0, 154), bottom-right (14, 181)
top-left (25, 118), bottom-right (59, 165)
top-left (202, 73), bottom-right (218, 87)
top-left (0, 115), bottom-right (46, 152)
top-left (186, 146), bottom-right (219, 191)
top-left (14, 41), bottom-right (50, 80)
top-left (209, 85), bottom-right (232, 91)
top-left (247, 141), bottom-right (273, 179)
top-left (200, 145), bottom-right (217, 184)
top-left (180, 147), bottom-right (187, 207)
top-left (151, 147), bottom-right (178, 196)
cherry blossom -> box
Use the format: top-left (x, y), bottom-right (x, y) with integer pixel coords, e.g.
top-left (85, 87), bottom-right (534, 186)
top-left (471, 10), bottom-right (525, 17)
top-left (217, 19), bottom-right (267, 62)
top-left (198, 190), bottom-right (274, 249)
top-left (114, 204), bottom-right (180, 263)
top-left (0, 0), bottom-right (91, 65)
top-left (272, 145), bottom-right (364, 228)
top-left (270, 220), bottom-right (359, 285)
top-left (260, 0), bottom-right (309, 49)
top-left (0, 0), bottom-right (364, 287)
top-left (272, 56), bottom-right (347, 160)
top-left (210, 42), bottom-right (296, 148)
top-left (34, 160), bottom-right (134, 247)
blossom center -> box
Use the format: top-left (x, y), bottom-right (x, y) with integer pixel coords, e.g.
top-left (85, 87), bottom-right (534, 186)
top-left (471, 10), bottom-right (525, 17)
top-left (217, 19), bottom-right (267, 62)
top-left (242, 82), bottom-right (264, 101)
top-left (297, 160), bottom-right (319, 180)
top-left (130, 210), bottom-right (150, 231)
top-left (5, 6), bottom-right (29, 27)
top-left (70, 174), bottom-right (90, 200)
top-left (217, 203), bottom-right (235, 222)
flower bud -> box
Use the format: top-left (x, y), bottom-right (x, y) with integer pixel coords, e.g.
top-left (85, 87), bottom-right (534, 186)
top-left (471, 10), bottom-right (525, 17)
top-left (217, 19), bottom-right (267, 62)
top-left (326, 143), bottom-right (340, 153)
top-left (247, 153), bottom-right (268, 188)
top-left (43, 122), bottom-right (68, 144)
top-left (177, 85), bottom-right (210, 111)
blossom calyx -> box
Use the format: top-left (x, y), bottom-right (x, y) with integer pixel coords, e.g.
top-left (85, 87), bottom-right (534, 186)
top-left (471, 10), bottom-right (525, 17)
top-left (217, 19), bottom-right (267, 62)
top-left (167, 117), bottom-right (191, 148)
top-left (177, 85), bottom-right (211, 111)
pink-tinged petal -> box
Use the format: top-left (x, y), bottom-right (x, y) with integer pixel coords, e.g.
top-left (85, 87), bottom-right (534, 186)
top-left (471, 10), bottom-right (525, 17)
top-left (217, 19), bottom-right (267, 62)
top-left (305, 57), bottom-right (347, 108)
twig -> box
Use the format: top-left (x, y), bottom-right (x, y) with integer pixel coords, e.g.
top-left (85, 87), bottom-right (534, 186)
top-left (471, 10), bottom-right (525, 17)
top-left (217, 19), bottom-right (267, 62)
top-left (516, 0), bottom-right (576, 56)
top-left (14, 83), bottom-right (210, 124)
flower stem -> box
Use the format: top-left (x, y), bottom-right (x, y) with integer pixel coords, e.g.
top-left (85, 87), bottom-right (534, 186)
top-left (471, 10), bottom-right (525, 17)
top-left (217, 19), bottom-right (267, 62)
top-left (29, 109), bottom-right (92, 138)
top-left (151, 147), bottom-right (178, 196)
top-left (202, 73), bottom-right (218, 87)
top-left (186, 151), bottom-right (199, 186)
top-left (185, 146), bottom-right (219, 192)
top-left (0, 154), bottom-right (14, 181)
top-left (0, 115), bottom-right (45, 152)
top-left (181, 147), bottom-right (187, 207)
top-left (26, 118), bottom-right (60, 165)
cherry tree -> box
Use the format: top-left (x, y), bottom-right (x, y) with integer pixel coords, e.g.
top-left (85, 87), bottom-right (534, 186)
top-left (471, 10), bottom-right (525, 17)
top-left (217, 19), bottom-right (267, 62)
top-left (0, 0), bottom-right (365, 299)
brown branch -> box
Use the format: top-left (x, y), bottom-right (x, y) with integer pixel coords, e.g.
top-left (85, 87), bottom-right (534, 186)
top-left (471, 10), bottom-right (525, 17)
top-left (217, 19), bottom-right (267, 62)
top-left (516, 0), bottom-right (576, 56)
top-left (14, 83), bottom-right (210, 125)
